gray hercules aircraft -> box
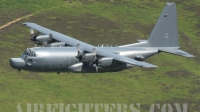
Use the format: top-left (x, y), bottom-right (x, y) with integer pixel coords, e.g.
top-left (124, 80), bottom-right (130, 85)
top-left (10, 3), bottom-right (194, 73)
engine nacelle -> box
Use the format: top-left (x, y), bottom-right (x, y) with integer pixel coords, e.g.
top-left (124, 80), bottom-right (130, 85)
top-left (48, 42), bottom-right (66, 47)
top-left (98, 57), bottom-right (113, 67)
top-left (35, 35), bottom-right (52, 45)
top-left (68, 62), bottom-right (83, 72)
top-left (82, 53), bottom-right (95, 62)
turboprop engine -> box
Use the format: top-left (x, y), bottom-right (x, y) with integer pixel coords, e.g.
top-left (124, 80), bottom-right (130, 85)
top-left (34, 35), bottom-right (52, 45)
top-left (30, 29), bottom-right (52, 45)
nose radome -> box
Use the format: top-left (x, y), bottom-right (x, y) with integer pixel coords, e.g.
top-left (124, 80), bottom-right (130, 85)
top-left (10, 58), bottom-right (25, 69)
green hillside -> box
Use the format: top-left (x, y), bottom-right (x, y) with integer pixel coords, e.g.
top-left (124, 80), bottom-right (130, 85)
top-left (0, 0), bottom-right (199, 111)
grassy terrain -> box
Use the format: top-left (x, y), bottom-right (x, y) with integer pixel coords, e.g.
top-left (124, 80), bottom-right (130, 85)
top-left (0, 0), bottom-right (199, 111)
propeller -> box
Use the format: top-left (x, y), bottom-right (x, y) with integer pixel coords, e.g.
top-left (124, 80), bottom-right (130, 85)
top-left (30, 28), bottom-right (39, 46)
top-left (76, 44), bottom-right (82, 60)
top-left (92, 48), bottom-right (99, 73)
top-left (76, 44), bottom-right (81, 57)
top-left (76, 44), bottom-right (86, 62)
top-left (75, 45), bottom-right (99, 73)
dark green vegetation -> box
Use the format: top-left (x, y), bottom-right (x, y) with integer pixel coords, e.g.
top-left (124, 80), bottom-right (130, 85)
top-left (0, 0), bottom-right (199, 111)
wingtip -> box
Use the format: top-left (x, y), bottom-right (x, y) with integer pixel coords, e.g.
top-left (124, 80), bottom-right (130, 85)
top-left (185, 54), bottom-right (195, 58)
top-left (23, 22), bottom-right (34, 26)
top-left (23, 23), bottom-right (27, 26)
top-left (166, 2), bottom-right (175, 6)
top-left (144, 65), bottom-right (158, 68)
top-left (182, 53), bottom-right (195, 58)
top-left (23, 22), bottom-right (29, 26)
top-left (137, 61), bottom-right (158, 68)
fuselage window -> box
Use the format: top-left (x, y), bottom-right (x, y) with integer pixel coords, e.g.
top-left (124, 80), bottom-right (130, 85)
top-left (28, 59), bottom-right (33, 63)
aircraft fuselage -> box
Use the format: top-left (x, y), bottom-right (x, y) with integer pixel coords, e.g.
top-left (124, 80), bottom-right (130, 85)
top-left (10, 47), bottom-right (158, 73)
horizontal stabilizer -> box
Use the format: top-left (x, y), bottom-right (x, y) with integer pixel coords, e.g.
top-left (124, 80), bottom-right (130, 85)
top-left (158, 48), bottom-right (195, 57)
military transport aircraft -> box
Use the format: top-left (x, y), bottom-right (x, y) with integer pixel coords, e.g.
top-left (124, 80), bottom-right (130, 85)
top-left (10, 3), bottom-right (194, 73)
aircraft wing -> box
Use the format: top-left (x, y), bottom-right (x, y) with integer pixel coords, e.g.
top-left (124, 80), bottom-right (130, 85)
top-left (23, 22), bottom-right (157, 68)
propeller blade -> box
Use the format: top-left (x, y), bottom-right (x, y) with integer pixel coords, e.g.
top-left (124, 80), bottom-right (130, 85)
top-left (92, 48), bottom-right (96, 55)
top-left (76, 44), bottom-right (81, 57)
top-left (30, 28), bottom-right (34, 35)
top-left (96, 66), bottom-right (98, 73)
top-left (77, 44), bottom-right (80, 51)
top-left (92, 48), bottom-right (97, 61)
top-left (30, 29), bottom-right (40, 47)
top-left (30, 31), bottom-right (40, 41)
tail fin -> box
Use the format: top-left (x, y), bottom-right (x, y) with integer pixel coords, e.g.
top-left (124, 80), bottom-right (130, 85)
top-left (147, 3), bottom-right (178, 47)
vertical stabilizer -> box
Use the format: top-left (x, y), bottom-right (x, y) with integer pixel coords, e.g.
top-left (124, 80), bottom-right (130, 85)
top-left (147, 3), bottom-right (179, 47)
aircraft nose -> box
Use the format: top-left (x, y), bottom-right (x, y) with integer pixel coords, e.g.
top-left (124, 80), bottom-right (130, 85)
top-left (10, 58), bottom-right (25, 69)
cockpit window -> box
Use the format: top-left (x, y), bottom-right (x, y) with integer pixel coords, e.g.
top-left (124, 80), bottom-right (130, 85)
top-left (24, 49), bottom-right (37, 57)
top-left (23, 50), bottom-right (26, 54)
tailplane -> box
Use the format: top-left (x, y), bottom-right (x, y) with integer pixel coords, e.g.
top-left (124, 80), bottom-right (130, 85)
top-left (158, 47), bottom-right (195, 57)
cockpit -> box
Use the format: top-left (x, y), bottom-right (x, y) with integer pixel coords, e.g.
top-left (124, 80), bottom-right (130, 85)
top-left (22, 48), bottom-right (37, 57)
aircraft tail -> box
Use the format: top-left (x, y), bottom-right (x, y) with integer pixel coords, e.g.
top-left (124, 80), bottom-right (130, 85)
top-left (119, 3), bottom-right (194, 57)
top-left (147, 2), bottom-right (178, 47)
top-left (147, 3), bottom-right (194, 57)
